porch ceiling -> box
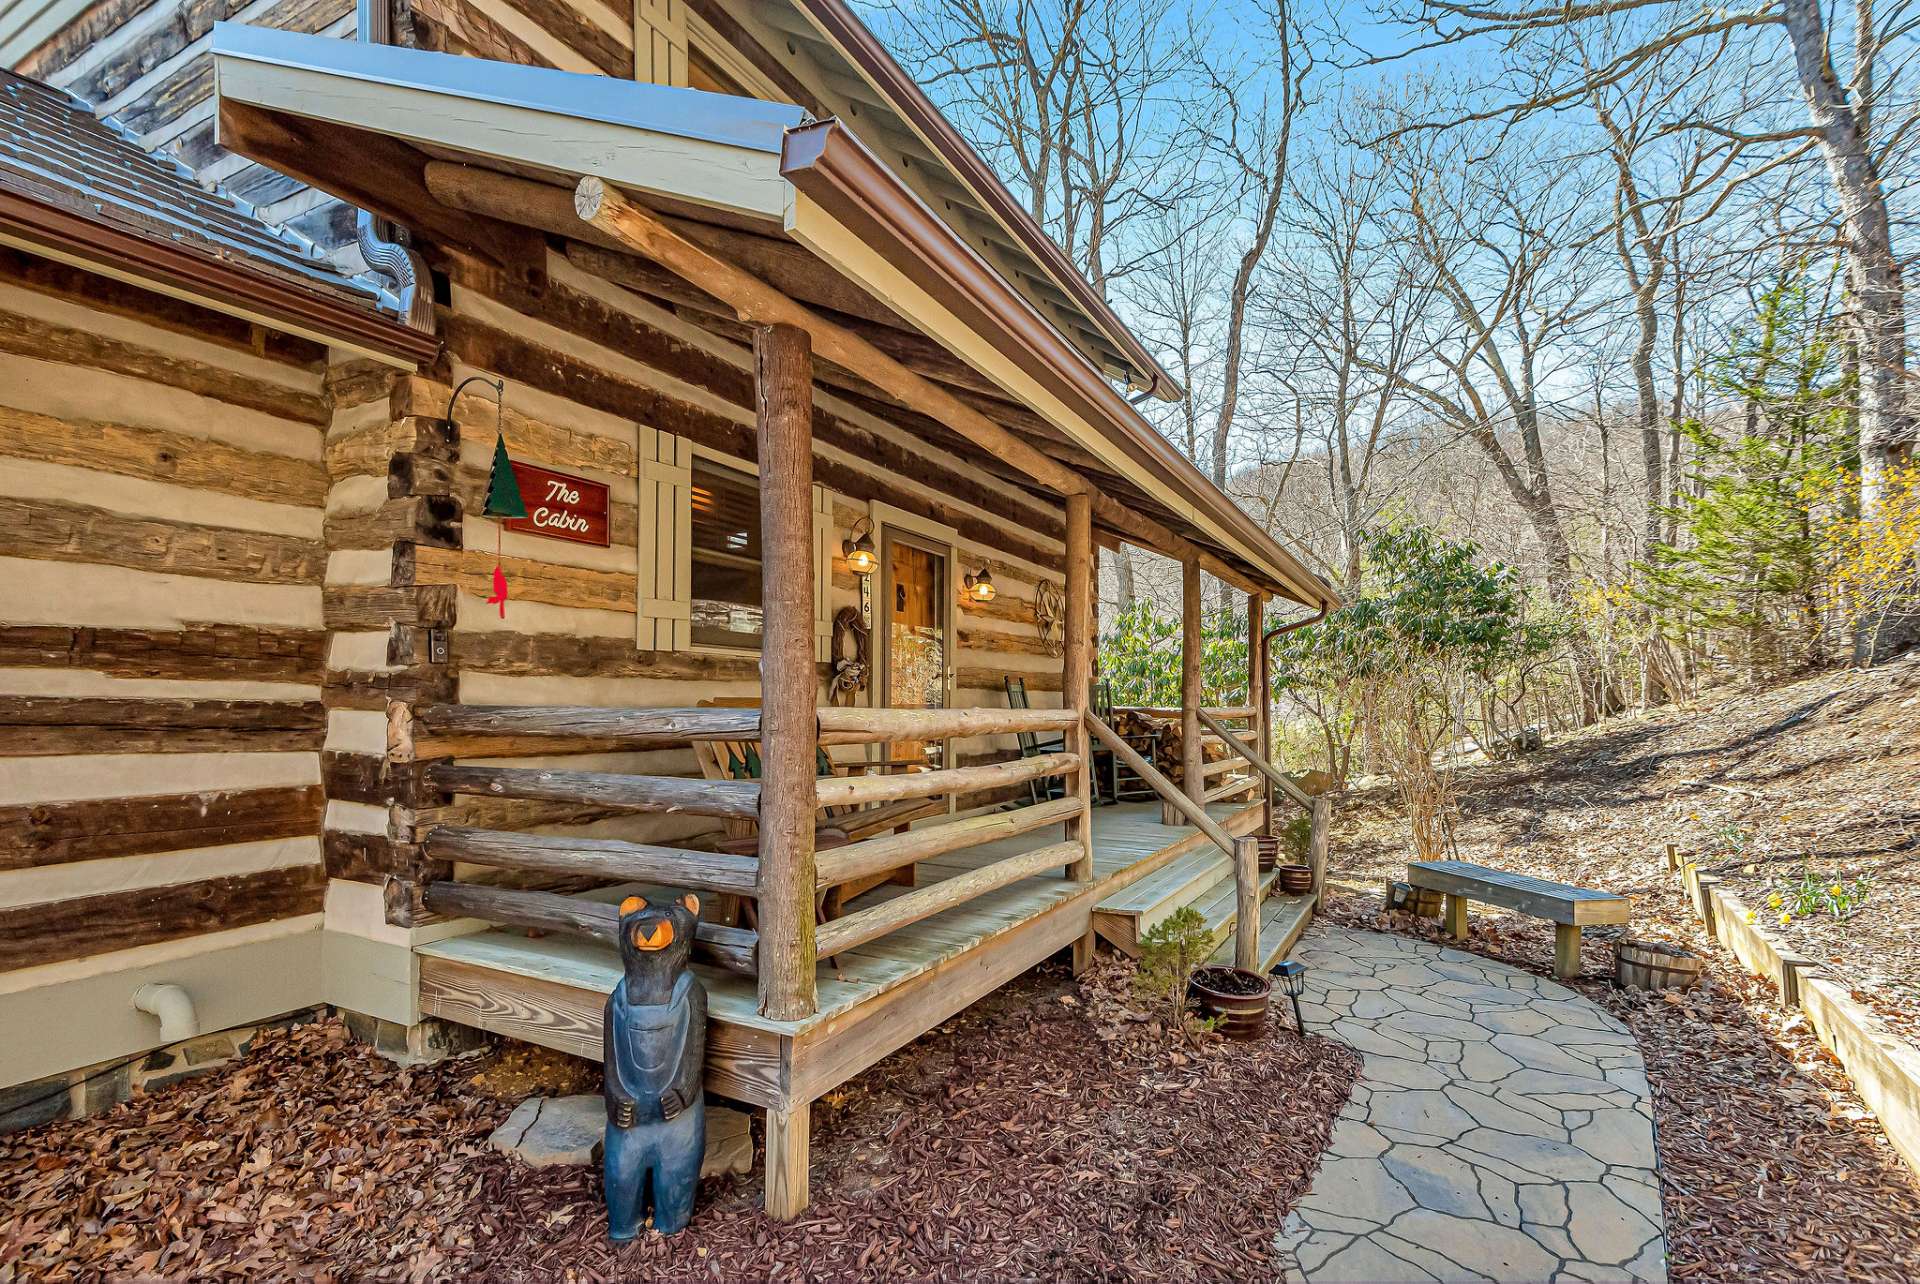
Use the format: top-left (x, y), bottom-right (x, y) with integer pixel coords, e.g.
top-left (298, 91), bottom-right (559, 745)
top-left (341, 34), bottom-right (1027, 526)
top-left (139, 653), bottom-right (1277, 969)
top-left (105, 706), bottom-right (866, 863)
top-left (208, 25), bottom-right (1335, 607)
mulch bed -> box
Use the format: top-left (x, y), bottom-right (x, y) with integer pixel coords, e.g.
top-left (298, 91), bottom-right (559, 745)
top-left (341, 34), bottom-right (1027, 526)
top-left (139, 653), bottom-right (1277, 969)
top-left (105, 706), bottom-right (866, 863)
top-left (0, 961), bottom-right (1359, 1282)
top-left (1324, 816), bottom-right (1920, 1279)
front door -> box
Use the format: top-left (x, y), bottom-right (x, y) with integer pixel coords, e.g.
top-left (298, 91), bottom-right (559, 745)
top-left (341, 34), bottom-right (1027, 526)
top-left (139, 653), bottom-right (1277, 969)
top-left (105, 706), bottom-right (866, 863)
top-left (880, 529), bottom-right (951, 770)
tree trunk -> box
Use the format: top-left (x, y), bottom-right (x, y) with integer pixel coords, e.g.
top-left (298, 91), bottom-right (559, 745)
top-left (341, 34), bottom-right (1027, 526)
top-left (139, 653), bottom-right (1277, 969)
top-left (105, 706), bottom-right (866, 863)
top-left (1782, 0), bottom-right (1915, 660)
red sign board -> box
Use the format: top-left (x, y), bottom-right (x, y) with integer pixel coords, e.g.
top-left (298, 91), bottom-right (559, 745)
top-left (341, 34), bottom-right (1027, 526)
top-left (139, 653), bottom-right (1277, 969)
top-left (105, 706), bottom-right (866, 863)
top-left (503, 463), bottom-right (611, 547)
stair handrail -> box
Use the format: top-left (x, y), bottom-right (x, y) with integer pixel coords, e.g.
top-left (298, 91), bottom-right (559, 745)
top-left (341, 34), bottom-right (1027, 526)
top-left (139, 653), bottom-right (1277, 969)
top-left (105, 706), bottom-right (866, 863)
top-left (1196, 708), bottom-right (1313, 811)
top-left (1084, 711), bottom-right (1236, 858)
top-left (1198, 708), bottom-right (1333, 910)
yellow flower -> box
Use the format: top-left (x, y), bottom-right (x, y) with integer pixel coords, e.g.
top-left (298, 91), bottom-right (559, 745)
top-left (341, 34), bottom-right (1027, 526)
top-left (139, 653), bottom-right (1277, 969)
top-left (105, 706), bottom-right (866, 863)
top-left (1768, 894), bottom-right (1783, 909)
top-left (1745, 910), bottom-right (1757, 923)
top-left (1779, 912), bottom-right (1793, 925)
top-left (1830, 885), bottom-right (1845, 896)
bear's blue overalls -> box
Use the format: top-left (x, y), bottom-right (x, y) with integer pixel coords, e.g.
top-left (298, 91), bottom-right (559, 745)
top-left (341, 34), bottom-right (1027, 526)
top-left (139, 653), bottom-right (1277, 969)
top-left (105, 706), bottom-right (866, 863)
top-left (603, 893), bottom-right (708, 1239)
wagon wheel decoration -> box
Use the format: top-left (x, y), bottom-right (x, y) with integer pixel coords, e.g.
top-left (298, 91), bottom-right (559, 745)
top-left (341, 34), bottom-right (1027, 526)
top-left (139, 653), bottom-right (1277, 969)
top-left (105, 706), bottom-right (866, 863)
top-left (829, 605), bottom-right (870, 702)
top-left (1033, 579), bottom-right (1065, 658)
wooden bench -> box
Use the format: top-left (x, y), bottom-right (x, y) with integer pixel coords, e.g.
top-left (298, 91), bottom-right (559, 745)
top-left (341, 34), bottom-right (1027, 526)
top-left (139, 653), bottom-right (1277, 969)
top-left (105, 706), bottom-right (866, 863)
top-left (1406, 859), bottom-right (1631, 979)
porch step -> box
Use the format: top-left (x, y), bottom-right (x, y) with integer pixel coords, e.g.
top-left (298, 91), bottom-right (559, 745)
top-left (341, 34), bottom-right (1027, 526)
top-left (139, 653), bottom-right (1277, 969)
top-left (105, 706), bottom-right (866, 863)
top-left (1092, 847), bottom-right (1278, 957)
top-left (1097, 844), bottom-right (1234, 932)
top-left (1186, 863), bottom-right (1280, 956)
top-left (1207, 891), bottom-right (1314, 973)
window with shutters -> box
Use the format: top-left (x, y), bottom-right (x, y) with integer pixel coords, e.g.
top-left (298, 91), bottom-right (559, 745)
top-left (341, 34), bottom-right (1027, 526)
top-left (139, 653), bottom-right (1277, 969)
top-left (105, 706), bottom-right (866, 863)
top-left (689, 457), bottom-right (763, 650)
top-left (637, 433), bottom-right (835, 661)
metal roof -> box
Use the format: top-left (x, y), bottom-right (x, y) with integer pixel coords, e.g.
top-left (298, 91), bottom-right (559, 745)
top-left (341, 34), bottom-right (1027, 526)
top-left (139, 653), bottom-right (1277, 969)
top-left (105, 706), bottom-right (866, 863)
top-left (0, 65), bottom-right (397, 322)
top-left (212, 21), bottom-right (809, 155)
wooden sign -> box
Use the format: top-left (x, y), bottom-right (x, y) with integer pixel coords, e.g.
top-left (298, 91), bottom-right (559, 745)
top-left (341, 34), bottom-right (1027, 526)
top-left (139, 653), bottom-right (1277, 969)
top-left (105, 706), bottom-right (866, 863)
top-left (502, 463), bottom-right (611, 546)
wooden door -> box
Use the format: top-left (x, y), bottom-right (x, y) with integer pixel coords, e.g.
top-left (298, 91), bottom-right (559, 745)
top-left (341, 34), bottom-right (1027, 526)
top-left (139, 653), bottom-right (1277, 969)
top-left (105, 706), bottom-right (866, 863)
top-left (880, 530), bottom-right (951, 769)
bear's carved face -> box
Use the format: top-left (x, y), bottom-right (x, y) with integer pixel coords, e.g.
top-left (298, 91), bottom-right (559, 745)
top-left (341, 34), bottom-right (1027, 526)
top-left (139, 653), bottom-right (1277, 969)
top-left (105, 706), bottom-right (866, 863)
top-left (616, 893), bottom-right (700, 1003)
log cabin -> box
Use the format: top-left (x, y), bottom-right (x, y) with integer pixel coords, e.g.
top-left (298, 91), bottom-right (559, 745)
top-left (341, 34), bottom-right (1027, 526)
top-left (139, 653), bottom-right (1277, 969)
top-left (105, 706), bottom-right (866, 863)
top-left (0, 0), bottom-right (1338, 1216)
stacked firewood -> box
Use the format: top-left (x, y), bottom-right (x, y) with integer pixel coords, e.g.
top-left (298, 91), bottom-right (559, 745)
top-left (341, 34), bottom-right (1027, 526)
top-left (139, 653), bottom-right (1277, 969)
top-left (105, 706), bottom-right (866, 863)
top-left (1110, 708), bottom-right (1228, 787)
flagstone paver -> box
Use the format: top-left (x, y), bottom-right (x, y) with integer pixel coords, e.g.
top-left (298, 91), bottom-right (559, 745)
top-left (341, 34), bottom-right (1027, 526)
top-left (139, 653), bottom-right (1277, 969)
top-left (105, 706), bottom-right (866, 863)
top-left (1278, 925), bottom-right (1666, 1283)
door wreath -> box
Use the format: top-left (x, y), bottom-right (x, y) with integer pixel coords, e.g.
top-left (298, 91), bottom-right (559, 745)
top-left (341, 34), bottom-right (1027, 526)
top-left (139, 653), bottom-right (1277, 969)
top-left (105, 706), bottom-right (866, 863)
top-left (829, 605), bottom-right (870, 701)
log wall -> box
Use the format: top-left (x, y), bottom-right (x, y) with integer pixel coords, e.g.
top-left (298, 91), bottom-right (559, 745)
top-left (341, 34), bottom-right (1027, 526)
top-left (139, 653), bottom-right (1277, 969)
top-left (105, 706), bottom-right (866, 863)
top-left (0, 265), bottom-right (333, 990)
top-left (376, 243), bottom-right (1071, 855)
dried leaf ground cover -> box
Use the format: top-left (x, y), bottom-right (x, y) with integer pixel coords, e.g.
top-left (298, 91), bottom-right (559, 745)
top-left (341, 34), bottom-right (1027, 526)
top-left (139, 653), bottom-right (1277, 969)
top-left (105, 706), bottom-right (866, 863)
top-left (0, 964), bottom-right (1359, 1282)
top-left (1319, 655), bottom-right (1920, 1280)
top-left (1331, 652), bottom-right (1920, 1037)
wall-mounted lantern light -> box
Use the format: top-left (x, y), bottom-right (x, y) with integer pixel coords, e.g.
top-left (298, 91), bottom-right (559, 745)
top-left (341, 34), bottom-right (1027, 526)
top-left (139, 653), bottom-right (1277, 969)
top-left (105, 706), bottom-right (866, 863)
top-left (842, 517), bottom-right (878, 577)
top-left (962, 567), bottom-right (996, 603)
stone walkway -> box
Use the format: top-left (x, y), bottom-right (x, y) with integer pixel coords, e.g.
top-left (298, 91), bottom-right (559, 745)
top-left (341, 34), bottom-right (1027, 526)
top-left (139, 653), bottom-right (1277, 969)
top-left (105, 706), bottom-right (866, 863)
top-left (1276, 925), bottom-right (1667, 1283)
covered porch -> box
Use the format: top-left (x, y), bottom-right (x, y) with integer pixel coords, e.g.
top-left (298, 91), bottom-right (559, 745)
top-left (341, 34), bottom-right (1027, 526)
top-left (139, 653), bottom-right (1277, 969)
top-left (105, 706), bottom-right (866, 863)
top-left (207, 24), bottom-right (1337, 1218)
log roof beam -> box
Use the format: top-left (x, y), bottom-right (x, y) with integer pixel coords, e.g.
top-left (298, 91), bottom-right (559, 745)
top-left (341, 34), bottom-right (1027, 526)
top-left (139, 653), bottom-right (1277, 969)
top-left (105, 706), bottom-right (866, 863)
top-left (570, 175), bottom-right (1273, 597)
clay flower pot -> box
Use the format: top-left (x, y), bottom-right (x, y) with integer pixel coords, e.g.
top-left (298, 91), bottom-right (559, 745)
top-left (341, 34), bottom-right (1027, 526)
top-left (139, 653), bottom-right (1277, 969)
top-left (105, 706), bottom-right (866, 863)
top-left (1189, 966), bottom-right (1272, 1039)
top-left (1274, 863), bottom-right (1313, 896)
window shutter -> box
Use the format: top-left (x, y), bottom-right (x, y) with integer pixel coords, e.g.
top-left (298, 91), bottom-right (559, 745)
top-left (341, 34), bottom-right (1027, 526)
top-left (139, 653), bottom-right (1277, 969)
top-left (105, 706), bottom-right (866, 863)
top-left (813, 484), bottom-right (834, 663)
top-left (636, 429), bottom-right (691, 651)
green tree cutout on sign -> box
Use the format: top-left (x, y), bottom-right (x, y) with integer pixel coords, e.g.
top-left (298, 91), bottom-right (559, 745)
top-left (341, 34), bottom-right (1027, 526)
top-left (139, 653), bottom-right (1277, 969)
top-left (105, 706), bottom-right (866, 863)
top-left (484, 434), bottom-right (529, 519)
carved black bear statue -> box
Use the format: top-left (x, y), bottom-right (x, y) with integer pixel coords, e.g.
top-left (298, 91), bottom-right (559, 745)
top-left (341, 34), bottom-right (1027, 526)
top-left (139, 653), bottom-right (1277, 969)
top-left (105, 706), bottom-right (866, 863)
top-left (603, 892), bottom-right (707, 1239)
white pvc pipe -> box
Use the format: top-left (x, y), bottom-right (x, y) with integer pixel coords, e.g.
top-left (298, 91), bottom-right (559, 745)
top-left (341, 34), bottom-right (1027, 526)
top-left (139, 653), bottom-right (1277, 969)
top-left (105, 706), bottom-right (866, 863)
top-left (131, 982), bottom-right (200, 1042)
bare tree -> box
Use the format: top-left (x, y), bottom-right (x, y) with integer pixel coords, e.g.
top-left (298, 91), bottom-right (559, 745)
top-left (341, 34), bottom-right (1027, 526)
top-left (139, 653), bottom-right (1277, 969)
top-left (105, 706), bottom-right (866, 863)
top-left (1369, 114), bottom-right (1627, 718)
top-left (1255, 109), bottom-right (1440, 588)
top-left (1371, 0), bottom-right (1917, 528)
top-left (870, 0), bottom-right (1197, 290)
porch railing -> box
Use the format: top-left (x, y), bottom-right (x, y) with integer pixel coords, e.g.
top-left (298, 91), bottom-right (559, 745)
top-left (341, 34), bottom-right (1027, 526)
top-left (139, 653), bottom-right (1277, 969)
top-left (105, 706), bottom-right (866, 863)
top-left (382, 700), bottom-right (1090, 994)
top-left (1197, 708), bottom-right (1332, 910)
top-left (1085, 710), bottom-right (1264, 969)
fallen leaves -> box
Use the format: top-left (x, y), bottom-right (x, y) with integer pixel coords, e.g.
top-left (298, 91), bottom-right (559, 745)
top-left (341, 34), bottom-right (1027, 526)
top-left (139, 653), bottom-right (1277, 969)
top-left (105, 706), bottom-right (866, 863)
top-left (1320, 654), bottom-right (1920, 1282)
top-left (1, 967), bottom-right (1361, 1282)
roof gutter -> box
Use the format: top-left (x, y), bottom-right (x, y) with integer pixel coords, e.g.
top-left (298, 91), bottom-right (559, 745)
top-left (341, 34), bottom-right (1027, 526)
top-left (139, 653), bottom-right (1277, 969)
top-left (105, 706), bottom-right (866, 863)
top-left (781, 118), bottom-right (1336, 608)
top-left (790, 0), bottom-right (1181, 404)
top-left (0, 187), bottom-right (440, 366)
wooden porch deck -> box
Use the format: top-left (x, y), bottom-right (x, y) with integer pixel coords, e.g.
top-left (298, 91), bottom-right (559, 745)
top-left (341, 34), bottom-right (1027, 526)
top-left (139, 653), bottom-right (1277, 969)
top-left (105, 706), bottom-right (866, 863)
top-left (413, 798), bottom-right (1266, 1109)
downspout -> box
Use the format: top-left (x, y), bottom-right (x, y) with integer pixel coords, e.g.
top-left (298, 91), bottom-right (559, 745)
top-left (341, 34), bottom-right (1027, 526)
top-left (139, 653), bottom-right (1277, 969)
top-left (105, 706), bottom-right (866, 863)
top-left (132, 982), bottom-right (200, 1042)
top-left (353, 0), bottom-right (434, 334)
top-left (1260, 594), bottom-right (1332, 823)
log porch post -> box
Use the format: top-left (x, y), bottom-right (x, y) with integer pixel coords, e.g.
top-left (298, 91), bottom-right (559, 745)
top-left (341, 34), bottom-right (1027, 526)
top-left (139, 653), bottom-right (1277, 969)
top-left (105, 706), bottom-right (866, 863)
top-left (1248, 591), bottom-right (1268, 834)
top-left (1063, 492), bottom-right (1095, 971)
top-left (1175, 558), bottom-right (1203, 824)
top-left (754, 321), bottom-right (817, 1028)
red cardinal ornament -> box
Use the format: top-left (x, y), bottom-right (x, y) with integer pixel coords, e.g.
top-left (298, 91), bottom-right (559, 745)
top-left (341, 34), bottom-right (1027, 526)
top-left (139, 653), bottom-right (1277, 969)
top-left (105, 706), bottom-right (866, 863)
top-left (487, 562), bottom-right (510, 618)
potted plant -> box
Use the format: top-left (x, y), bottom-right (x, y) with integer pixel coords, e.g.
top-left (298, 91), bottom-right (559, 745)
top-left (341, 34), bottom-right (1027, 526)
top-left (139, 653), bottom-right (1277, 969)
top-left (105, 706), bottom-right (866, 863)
top-left (1272, 812), bottom-right (1314, 893)
top-left (1189, 965), bottom-right (1272, 1038)
top-left (1135, 907), bottom-right (1217, 1044)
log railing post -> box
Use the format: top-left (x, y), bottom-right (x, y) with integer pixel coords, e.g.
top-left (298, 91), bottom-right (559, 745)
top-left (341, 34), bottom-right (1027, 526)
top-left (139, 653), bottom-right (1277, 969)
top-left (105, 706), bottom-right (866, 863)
top-left (753, 322), bottom-right (817, 1023)
top-left (1174, 557), bottom-right (1203, 825)
top-left (1308, 794), bottom-right (1331, 911)
top-left (1233, 834), bottom-right (1261, 970)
